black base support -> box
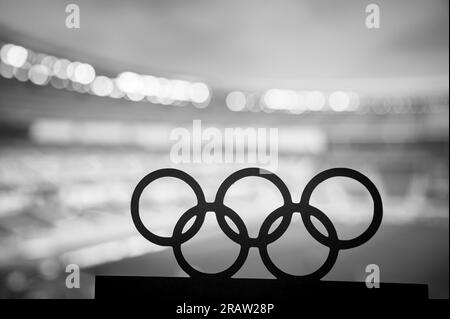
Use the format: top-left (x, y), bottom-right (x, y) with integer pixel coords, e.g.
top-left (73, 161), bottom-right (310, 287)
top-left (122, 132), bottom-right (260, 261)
top-left (95, 275), bottom-right (428, 300)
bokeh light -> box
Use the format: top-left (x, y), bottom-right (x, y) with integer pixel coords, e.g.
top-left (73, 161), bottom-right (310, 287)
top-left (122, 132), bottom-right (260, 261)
top-left (5, 45), bottom-right (28, 68)
top-left (189, 82), bottom-right (210, 105)
top-left (305, 91), bottom-right (326, 111)
top-left (53, 59), bottom-right (71, 79)
top-left (73, 63), bottom-right (96, 84)
top-left (91, 76), bottom-right (114, 97)
top-left (28, 64), bottom-right (49, 85)
top-left (226, 91), bottom-right (247, 112)
top-left (329, 91), bottom-right (350, 112)
top-left (116, 72), bottom-right (141, 93)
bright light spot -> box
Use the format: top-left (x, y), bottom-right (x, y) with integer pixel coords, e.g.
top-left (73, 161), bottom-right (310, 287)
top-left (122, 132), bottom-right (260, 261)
top-left (189, 82), bottom-right (210, 104)
top-left (6, 45), bottom-right (28, 68)
top-left (0, 43), bottom-right (216, 109)
top-left (91, 76), bottom-right (114, 96)
top-left (41, 55), bottom-right (58, 72)
top-left (329, 91), bottom-right (350, 112)
top-left (170, 80), bottom-right (190, 101)
top-left (348, 92), bottom-right (360, 111)
top-left (53, 59), bottom-right (71, 79)
top-left (226, 91), bottom-right (247, 112)
top-left (285, 90), bottom-right (298, 109)
top-left (31, 53), bottom-right (46, 65)
top-left (73, 63), bottom-right (96, 84)
top-left (14, 65), bottom-right (30, 82)
top-left (305, 91), bottom-right (326, 111)
top-left (0, 44), bottom-right (14, 63)
top-left (156, 77), bottom-right (171, 99)
top-left (0, 63), bottom-right (14, 78)
top-left (66, 61), bottom-right (80, 80)
top-left (29, 64), bottom-right (49, 85)
top-left (245, 93), bottom-right (260, 112)
top-left (110, 81), bottom-right (125, 99)
top-left (126, 92), bottom-right (145, 102)
top-left (141, 75), bottom-right (159, 97)
top-left (116, 72), bottom-right (141, 93)
top-left (264, 89), bottom-right (296, 110)
top-left (264, 89), bottom-right (283, 109)
top-left (290, 92), bottom-right (307, 114)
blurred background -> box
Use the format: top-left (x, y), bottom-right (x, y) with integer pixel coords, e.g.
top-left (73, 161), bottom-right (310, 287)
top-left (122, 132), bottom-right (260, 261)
top-left (0, 0), bottom-right (448, 298)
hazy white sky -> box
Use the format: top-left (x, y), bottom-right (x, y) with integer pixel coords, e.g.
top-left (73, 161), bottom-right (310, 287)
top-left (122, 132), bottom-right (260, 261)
top-left (0, 0), bottom-right (448, 87)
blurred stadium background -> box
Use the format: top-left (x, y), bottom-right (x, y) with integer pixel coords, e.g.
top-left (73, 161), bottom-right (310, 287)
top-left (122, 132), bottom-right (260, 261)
top-left (0, 0), bottom-right (448, 298)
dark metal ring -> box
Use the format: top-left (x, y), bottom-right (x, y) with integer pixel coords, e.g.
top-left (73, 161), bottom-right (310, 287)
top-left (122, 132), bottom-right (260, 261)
top-left (130, 167), bottom-right (383, 280)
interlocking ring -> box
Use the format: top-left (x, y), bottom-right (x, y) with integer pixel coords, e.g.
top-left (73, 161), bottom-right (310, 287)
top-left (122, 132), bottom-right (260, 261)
top-left (130, 167), bottom-right (383, 281)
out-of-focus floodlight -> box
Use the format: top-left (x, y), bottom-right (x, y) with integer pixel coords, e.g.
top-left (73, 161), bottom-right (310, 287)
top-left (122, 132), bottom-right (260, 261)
top-left (110, 80), bottom-right (126, 99)
top-left (329, 91), bottom-right (351, 112)
top-left (289, 92), bottom-right (307, 114)
top-left (66, 61), bottom-right (80, 80)
top-left (116, 72), bottom-right (141, 93)
top-left (126, 92), bottom-right (145, 102)
top-left (2, 45), bottom-right (28, 68)
top-left (264, 89), bottom-right (286, 110)
top-left (13, 64), bottom-right (30, 82)
top-left (0, 44), bottom-right (14, 63)
top-left (0, 43), bottom-right (212, 108)
top-left (29, 64), bottom-right (50, 85)
top-left (190, 82), bottom-right (210, 108)
top-left (141, 75), bottom-right (159, 97)
top-left (53, 59), bottom-right (71, 79)
top-left (0, 62), bottom-right (14, 78)
top-left (226, 91), bottom-right (247, 112)
top-left (73, 63), bottom-right (96, 85)
top-left (91, 76), bottom-right (114, 97)
top-left (170, 79), bottom-right (190, 101)
top-left (348, 92), bottom-right (360, 111)
top-left (305, 91), bottom-right (326, 111)
top-left (263, 89), bottom-right (304, 112)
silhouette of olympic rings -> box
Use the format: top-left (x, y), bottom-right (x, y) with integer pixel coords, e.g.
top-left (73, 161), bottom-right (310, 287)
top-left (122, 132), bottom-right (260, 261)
top-left (131, 167), bottom-right (383, 280)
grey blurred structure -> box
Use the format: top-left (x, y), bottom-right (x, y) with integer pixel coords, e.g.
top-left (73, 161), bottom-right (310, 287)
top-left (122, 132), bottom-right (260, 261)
top-left (0, 0), bottom-right (448, 298)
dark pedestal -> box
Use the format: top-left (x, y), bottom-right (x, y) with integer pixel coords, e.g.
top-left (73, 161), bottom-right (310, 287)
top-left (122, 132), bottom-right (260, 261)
top-left (95, 275), bottom-right (428, 300)
top-left (95, 276), bottom-right (428, 317)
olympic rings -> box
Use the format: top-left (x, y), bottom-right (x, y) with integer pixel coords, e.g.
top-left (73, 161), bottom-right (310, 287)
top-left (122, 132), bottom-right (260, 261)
top-left (130, 167), bottom-right (383, 280)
